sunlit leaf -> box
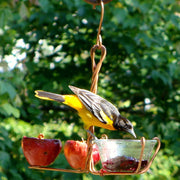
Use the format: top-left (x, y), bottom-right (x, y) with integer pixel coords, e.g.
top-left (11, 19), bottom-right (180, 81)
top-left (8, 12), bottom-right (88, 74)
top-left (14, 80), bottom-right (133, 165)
top-left (0, 80), bottom-right (17, 100)
top-left (19, 2), bottom-right (29, 19)
top-left (1, 103), bottom-right (20, 118)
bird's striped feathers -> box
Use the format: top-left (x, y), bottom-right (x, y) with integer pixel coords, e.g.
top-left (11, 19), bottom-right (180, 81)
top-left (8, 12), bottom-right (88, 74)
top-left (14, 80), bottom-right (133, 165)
top-left (69, 85), bottom-right (120, 125)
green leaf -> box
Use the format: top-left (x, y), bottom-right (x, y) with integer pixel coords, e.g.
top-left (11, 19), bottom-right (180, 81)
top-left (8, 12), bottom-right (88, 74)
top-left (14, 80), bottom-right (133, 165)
top-left (0, 172), bottom-right (8, 180)
top-left (151, 70), bottom-right (172, 87)
top-left (19, 2), bottom-right (29, 19)
top-left (38, 0), bottom-right (53, 13)
top-left (0, 127), bottom-right (12, 150)
top-left (0, 151), bottom-right (10, 169)
top-left (0, 80), bottom-right (16, 100)
top-left (1, 103), bottom-right (20, 118)
top-left (112, 8), bottom-right (128, 24)
top-left (9, 169), bottom-right (23, 180)
top-left (0, 7), bottom-right (13, 28)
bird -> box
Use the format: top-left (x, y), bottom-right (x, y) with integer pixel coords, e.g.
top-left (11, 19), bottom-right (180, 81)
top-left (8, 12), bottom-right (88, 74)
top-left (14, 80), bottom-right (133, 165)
top-left (35, 85), bottom-right (136, 138)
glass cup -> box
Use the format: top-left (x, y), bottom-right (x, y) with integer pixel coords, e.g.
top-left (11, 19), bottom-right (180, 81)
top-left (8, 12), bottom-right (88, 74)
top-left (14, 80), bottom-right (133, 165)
top-left (93, 139), bottom-right (157, 172)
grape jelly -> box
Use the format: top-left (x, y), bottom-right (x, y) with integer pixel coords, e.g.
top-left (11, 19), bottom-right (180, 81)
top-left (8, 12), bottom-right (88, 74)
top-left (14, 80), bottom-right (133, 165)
top-left (102, 156), bottom-right (148, 172)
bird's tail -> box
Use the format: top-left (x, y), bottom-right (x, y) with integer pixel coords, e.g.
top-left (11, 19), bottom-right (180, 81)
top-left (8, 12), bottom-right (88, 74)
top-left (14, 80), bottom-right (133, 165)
top-left (35, 90), bottom-right (65, 103)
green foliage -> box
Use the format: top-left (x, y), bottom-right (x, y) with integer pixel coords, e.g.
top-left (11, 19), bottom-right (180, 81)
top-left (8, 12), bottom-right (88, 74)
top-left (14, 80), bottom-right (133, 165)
top-left (0, 0), bottom-right (180, 179)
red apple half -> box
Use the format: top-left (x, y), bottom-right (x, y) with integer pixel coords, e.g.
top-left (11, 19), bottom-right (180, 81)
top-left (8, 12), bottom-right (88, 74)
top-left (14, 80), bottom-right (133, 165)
top-left (64, 140), bottom-right (100, 170)
top-left (22, 134), bottom-right (62, 166)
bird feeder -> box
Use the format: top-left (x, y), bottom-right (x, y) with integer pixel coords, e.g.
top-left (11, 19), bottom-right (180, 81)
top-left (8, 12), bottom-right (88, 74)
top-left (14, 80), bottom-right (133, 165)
top-left (27, 0), bottom-right (161, 176)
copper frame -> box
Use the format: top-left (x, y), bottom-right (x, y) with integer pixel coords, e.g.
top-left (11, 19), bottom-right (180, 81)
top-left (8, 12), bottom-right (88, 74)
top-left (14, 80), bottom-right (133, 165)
top-left (29, 0), bottom-right (161, 176)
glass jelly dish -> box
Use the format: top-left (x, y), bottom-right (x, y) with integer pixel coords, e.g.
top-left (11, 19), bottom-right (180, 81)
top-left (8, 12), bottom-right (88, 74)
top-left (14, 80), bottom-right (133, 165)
top-left (93, 139), bottom-right (157, 172)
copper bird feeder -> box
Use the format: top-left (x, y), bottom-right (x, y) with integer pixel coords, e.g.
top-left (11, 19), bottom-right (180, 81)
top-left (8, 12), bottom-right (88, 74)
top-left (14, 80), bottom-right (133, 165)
top-left (29, 0), bottom-right (161, 176)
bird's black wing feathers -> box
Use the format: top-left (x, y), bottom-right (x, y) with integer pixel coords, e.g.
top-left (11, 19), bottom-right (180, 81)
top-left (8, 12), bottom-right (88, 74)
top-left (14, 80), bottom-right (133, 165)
top-left (69, 86), bottom-right (120, 124)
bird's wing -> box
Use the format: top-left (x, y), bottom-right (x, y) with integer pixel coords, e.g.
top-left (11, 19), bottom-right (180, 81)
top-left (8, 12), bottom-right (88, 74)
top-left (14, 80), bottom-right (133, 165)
top-left (69, 86), bottom-right (120, 124)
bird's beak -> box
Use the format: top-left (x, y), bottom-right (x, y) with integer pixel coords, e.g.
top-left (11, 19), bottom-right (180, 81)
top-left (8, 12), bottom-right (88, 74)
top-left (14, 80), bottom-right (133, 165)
top-left (128, 128), bottom-right (137, 138)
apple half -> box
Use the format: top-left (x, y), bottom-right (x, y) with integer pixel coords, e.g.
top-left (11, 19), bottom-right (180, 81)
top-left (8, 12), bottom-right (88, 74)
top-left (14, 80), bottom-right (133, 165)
top-left (22, 134), bottom-right (62, 166)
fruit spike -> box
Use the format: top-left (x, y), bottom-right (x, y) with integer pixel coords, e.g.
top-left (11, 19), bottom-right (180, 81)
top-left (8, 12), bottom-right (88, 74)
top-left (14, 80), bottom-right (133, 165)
top-left (38, 133), bottom-right (44, 139)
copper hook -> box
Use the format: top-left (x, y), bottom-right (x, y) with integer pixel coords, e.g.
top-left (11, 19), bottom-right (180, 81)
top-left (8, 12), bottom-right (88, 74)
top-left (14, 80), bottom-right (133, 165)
top-left (96, 0), bottom-right (104, 47)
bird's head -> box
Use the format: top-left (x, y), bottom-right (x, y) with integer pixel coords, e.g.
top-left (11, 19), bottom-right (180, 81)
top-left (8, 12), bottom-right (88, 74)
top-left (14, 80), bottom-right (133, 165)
top-left (113, 115), bottom-right (136, 138)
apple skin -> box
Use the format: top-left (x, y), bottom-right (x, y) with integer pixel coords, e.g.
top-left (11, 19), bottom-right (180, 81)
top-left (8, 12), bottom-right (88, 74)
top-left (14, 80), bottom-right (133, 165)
top-left (22, 136), bottom-right (62, 166)
top-left (64, 140), bottom-right (100, 170)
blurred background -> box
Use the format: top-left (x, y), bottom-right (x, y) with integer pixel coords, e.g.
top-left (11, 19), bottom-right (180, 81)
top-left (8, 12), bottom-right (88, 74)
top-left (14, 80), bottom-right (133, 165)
top-left (0, 0), bottom-right (180, 179)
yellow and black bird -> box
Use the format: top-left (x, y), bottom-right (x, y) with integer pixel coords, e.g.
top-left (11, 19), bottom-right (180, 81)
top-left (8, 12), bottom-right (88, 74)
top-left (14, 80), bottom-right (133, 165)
top-left (35, 85), bottom-right (136, 138)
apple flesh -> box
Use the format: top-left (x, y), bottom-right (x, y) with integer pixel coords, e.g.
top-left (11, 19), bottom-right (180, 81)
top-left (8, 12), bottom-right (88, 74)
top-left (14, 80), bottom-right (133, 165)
top-left (22, 134), bottom-right (62, 166)
top-left (64, 140), bottom-right (100, 170)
